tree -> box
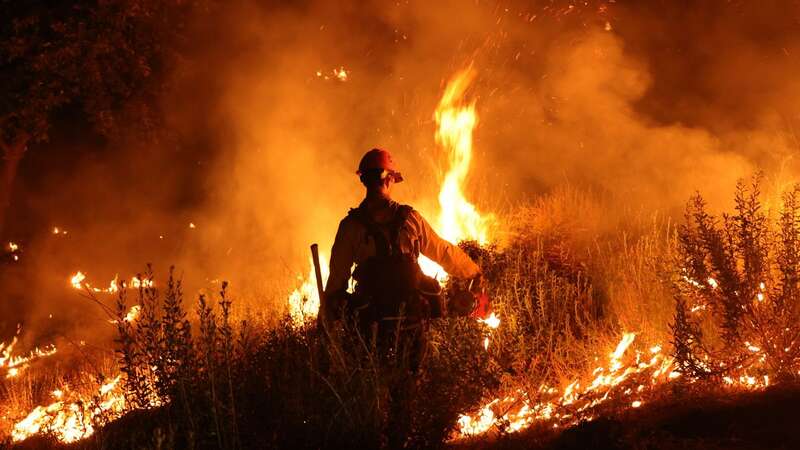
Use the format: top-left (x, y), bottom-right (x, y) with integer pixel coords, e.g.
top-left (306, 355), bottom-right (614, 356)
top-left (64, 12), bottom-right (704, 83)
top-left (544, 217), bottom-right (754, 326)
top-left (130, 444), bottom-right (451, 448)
top-left (0, 0), bottom-right (195, 235)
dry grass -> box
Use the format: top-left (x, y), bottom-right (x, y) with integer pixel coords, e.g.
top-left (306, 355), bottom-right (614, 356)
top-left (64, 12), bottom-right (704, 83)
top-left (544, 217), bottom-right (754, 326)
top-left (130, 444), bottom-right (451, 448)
top-left (6, 182), bottom-right (799, 448)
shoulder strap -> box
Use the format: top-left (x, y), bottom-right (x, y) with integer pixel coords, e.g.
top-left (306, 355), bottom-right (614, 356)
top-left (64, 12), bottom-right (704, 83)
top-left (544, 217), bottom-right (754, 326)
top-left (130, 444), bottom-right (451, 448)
top-left (389, 205), bottom-right (414, 255)
top-left (348, 204), bottom-right (414, 257)
top-left (348, 207), bottom-right (391, 257)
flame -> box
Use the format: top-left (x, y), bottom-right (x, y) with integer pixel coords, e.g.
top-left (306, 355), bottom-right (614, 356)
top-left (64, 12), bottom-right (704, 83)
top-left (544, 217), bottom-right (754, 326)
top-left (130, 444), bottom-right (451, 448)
top-left (108, 305), bottom-right (142, 324)
top-left (1, 336), bottom-right (58, 379)
top-left (12, 376), bottom-right (126, 443)
top-left (420, 68), bottom-right (493, 280)
top-left (433, 68), bottom-right (492, 245)
top-left (69, 272), bottom-right (154, 293)
top-left (287, 68), bottom-right (494, 321)
top-left (455, 329), bottom-right (778, 439)
top-left (456, 332), bottom-right (672, 437)
top-left (333, 67), bottom-right (348, 81)
top-left (288, 253), bottom-right (329, 326)
top-left (479, 312), bottom-right (500, 329)
top-left (70, 272), bottom-right (86, 289)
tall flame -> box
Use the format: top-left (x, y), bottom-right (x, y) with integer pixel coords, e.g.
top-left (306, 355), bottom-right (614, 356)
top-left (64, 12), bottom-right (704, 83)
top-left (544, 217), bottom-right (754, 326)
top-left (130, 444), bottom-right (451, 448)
top-left (420, 67), bottom-right (493, 279)
top-left (433, 68), bottom-right (491, 245)
top-left (289, 68), bottom-right (494, 321)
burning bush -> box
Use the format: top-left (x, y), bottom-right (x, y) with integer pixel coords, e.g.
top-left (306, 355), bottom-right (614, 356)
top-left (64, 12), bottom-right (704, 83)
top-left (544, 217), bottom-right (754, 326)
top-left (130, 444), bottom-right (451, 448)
top-left (673, 175), bottom-right (800, 384)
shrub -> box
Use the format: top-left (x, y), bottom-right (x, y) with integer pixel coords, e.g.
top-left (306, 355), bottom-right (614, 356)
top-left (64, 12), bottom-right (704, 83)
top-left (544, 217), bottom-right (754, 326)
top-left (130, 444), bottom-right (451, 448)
top-left (109, 264), bottom-right (502, 448)
top-left (672, 175), bottom-right (800, 383)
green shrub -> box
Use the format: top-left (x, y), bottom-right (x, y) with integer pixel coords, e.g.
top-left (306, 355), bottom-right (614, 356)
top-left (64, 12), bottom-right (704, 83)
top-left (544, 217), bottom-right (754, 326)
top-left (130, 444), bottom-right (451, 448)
top-left (672, 175), bottom-right (800, 383)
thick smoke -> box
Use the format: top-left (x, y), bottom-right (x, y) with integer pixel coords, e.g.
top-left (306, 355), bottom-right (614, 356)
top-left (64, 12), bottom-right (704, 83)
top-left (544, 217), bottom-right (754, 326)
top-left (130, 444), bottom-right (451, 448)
top-left (3, 0), bottom-right (800, 342)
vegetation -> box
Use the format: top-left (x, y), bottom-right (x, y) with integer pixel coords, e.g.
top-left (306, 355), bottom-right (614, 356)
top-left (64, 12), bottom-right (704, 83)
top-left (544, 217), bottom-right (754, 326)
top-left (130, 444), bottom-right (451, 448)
top-left (5, 181), bottom-right (800, 449)
top-left (0, 0), bottom-right (198, 233)
top-left (672, 175), bottom-right (800, 383)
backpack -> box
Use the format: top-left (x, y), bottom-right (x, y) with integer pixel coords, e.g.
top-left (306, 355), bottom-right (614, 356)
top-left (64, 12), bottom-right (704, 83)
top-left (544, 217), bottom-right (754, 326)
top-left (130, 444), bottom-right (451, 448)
top-left (349, 204), bottom-right (442, 321)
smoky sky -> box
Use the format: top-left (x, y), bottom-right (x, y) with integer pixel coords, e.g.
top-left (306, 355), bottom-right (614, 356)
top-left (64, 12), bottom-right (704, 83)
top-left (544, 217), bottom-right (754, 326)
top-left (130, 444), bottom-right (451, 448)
top-left (3, 0), bottom-right (800, 342)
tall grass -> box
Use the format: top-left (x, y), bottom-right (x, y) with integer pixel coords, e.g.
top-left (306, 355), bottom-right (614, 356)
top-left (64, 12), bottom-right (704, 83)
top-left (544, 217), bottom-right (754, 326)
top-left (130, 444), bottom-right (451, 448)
top-left (8, 187), bottom-right (766, 448)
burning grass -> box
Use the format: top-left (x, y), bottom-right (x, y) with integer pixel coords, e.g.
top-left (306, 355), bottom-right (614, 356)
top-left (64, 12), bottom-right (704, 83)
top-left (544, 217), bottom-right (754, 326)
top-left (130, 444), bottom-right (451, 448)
top-left (4, 182), bottom-right (800, 448)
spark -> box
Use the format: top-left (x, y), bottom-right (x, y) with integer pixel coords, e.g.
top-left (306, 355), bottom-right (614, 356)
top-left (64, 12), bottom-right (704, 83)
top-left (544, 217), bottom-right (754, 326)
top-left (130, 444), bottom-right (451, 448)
top-left (479, 312), bottom-right (500, 329)
top-left (316, 66), bottom-right (349, 82)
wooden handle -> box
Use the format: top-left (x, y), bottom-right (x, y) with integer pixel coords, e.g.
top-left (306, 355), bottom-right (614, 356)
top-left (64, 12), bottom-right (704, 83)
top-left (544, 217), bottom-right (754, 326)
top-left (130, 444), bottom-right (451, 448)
top-left (310, 243), bottom-right (325, 303)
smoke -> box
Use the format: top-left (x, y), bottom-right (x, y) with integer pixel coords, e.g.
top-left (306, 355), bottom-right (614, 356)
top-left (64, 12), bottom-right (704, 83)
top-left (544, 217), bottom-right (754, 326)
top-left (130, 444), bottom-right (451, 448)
top-left (4, 0), bottom-right (800, 340)
top-left (197, 0), bottom-right (800, 282)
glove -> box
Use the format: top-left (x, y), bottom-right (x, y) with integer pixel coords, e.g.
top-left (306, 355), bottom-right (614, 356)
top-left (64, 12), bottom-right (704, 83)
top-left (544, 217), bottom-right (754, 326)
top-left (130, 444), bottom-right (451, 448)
top-left (449, 290), bottom-right (476, 317)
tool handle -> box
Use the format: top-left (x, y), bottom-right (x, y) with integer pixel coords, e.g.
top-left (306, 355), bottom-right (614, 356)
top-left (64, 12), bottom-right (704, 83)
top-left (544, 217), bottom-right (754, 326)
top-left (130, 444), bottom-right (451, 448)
top-left (310, 243), bottom-right (325, 304)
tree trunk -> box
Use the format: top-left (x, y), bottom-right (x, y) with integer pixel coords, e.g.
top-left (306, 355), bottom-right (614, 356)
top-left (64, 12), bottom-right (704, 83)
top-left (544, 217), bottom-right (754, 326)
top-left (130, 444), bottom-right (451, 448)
top-left (0, 133), bottom-right (29, 238)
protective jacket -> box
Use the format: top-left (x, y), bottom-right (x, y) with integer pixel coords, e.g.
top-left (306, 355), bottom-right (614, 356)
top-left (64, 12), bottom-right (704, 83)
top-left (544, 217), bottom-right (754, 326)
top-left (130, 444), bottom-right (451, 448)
top-left (324, 200), bottom-right (480, 304)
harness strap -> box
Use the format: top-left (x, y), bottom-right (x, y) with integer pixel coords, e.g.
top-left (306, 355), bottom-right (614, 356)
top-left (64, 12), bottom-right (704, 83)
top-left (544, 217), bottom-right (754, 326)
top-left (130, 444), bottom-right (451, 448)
top-left (348, 203), bottom-right (413, 256)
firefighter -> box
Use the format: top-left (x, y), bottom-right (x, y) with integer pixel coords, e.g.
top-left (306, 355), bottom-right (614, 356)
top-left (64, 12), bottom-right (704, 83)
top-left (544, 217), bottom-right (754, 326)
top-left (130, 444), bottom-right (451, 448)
top-left (321, 147), bottom-right (482, 446)
top-left (323, 147), bottom-right (482, 349)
